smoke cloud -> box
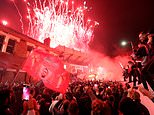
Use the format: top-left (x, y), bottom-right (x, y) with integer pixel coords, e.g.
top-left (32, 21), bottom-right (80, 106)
top-left (87, 50), bottom-right (131, 81)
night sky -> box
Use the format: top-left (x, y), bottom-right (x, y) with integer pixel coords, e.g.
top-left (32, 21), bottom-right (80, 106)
top-left (0, 0), bottom-right (154, 56)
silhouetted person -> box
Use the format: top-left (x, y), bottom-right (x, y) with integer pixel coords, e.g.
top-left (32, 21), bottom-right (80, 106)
top-left (141, 29), bottom-right (154, 91)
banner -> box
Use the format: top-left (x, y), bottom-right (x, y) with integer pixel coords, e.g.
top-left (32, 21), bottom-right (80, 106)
top-left (22, 49), bottom-right (70, 93)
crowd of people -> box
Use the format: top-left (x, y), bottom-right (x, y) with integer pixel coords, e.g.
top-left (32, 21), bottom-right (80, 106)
top-left (0, 30), bottom-right (154, 115)
top-left (0, 79), bottom-right (154, 115)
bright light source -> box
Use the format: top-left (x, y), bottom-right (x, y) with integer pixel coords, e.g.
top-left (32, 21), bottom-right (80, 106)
top-left (64, 64), bottom-right (67, 69)
top-left (121, 41), bottom-right (127, 46)
top-left (2, 20), bottom-right (8, 26)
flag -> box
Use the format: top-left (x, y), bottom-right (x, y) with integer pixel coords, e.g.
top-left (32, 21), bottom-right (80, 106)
top-left (22, 49), bottom-right (42, 80)
top-left (22, 49), bottom-right (70, 93)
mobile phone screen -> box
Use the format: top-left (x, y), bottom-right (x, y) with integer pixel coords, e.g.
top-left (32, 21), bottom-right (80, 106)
top-left (23, 86), bottom-right (30, 100)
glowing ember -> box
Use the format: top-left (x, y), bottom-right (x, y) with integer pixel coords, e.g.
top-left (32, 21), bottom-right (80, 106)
top-left (13, 0), bottom-right (99, 51)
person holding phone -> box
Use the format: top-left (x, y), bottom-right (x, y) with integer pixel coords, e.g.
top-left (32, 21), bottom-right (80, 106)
top-left (22, 88), bottom-right (39, 115)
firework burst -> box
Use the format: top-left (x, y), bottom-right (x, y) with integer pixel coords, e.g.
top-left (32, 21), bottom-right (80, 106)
top-left (14, 0), bottom-right (99, 51)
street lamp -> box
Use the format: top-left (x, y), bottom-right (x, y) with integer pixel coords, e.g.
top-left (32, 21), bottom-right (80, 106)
top-left (2, 20), bottom-right (8, 26)
top-left (121, 40), bottom-right (127, 46)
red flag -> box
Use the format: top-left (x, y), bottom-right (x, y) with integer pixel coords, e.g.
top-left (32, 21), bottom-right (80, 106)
top-left (22, 49), bottom-right (70, 93)
top-left (22, 49), bottom-right (43, 80)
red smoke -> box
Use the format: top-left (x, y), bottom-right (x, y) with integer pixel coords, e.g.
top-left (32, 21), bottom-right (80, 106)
top-left (87, 50), bottom-right (131, 81)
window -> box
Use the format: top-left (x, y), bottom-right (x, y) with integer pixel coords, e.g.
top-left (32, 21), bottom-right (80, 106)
top-left (0, 35), bottom-right (5, 51)
top-left (6, 39), bottom-right (16, 54)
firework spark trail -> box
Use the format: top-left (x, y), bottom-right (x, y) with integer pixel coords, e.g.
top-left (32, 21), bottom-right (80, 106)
top-left (22, 0), bottom-right (99, 51)
top-left (26, 2), bottom-right (32, 36)
top-left (12, 0), bottom-right (24, 33)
